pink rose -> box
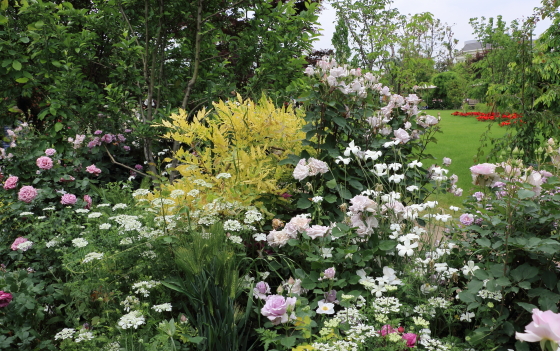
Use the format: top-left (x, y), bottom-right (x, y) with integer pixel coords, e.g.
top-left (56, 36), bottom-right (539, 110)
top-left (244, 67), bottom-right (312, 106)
top-left (261, 295), bottom-right (296, 325)
top-left (94, 130), bottom-right (103, 135)
top-left (18, 186), bottom-right (38, 203)
top-left (86, 165), bottom-right (102, 176)
top-left (61, 193), bottom-right (77, 205)
top-left (3, 176), bottom-right (18, 190)
top-left (84, 195), bottom-right (92, 209)
top-left (36, 156), bottom-right (53, 170)
top-left (394, 128), bottom-right (411, 144)
top-left (305, 225), bottom-right (330, 239)
top-left (323, 267), bottom-right (336, 279)
top-left (470, 163), bottom-right (496, 176)
top-left (45, 148), bottom-right (56, 156)
top-left (307, 158), bottom-right (329, 175)
top-left (101, 134), bottom-right (114, 143)
top-left (516, 309), bottom-right (560, 344)
top-left (0, 291), bottom-right (13, 308)
top-left (123, 145), bottom-right (130, 151)
top-left (402, 333), bottom-right (417, 347)
top-left (443, 157), bottom-right (452, 166)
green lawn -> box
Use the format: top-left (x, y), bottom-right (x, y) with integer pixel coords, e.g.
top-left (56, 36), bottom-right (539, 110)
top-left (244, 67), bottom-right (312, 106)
top-left (422, 110), bottom-right (509, 209)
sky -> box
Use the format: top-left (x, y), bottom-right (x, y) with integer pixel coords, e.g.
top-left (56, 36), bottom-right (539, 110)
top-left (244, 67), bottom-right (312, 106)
top-left (313, 0), bottom-right (553, 50)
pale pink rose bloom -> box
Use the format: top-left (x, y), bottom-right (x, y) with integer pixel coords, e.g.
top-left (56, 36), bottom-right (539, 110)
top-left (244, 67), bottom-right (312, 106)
top-left (307, 158), bottom-right (329, 176)
top-left (283, 223), bottom-right (299, 239)
top-left (443, 157), bottom-right (452, 166)
top-left (470, 163), bottom-right (496, 176)
top-left (61, 193), bottom-right (77, 205)
top-left (305, 225), bottom-right (330, 239)
top-left (293, 159), bottom-right (309, 181)
top-left (253, 281), bottom-right (271, 300)
top-left (267, 230), bottom-right (290, 248)
top-left (45, 148), bottom-right (56, 156)
top-left (3, 176), bottom-right (18, 190)
top-left (526, 171), bottom-right (543, 187)
top-left (323, 267), bottom-right (336, 279)
top-left (515, 309), bottom-right (560, 343)
top-left (326, 76), bottom-right (337, 87)
top-left (86, 164), bottom-right (102, 176)
top-left (350, 214), bottom-right (378, 236)
top-left (36, 156), bottom-right (53, 170)
top-left (261, 295), bottom-right (296, 325)
top-left (287, 215), bottom-right (311, 233)
top-left (393, 128), bottom-right (410, 144)
top-left (349, 195), bottom-right (377, 213)
top-left (18, 186), bottom-right (38, 203)
top-left (11, 237), bottom-right (29, 251)
top-left (304, 66), bottom-right (314, 76)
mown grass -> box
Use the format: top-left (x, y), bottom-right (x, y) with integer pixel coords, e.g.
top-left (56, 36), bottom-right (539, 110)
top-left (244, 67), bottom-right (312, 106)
top-left (422, 110), bottom-right (509, 209)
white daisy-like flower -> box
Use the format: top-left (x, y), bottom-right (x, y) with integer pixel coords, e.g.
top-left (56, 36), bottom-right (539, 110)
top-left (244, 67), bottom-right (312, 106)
top-left (117, 311), bottom-right (145, 329)
top-left (152, 303), bottom-right (172, 312)
top-left (72, 238), bottom-right (88, 248)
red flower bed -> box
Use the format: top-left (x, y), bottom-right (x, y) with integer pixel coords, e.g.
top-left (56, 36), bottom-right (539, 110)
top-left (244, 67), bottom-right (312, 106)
top-left (451, 111), bottom-right (522, 127)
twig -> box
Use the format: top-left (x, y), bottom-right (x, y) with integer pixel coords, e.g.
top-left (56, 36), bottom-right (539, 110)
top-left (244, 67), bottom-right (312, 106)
top-left (104, 144), bottom-right (150, 178)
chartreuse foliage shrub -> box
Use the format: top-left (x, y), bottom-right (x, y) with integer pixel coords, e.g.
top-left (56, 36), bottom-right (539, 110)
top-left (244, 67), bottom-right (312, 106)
top-left (157, 94), bottom-right (309, 213)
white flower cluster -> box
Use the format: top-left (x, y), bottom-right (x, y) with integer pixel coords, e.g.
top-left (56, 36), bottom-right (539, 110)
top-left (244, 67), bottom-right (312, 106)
top-left (54, 328), bottom-right (76, 340)
top-left (118, 311), bottom-right (145, 329)
top-left (151, 303), bottom-right (172, 312)
top-left (99, 223), bottom-right (112, 230)
top-left (335, 307), bottom-right (366, 325)
top-left (137, 228), bottom-right (164, 240)
top-left (193, 179), bottom-right (213, 188)
top-left (345, 324), bottom-right (379, 343)
top-left (244, 209), bottom-right (262, 224)
top-left (414, 304), bottom-right (436, 318)
top-left (151, 198), bottom-right (175, 207)
top-left (132, 189), bottom-right (151, 197)
top-left (169, 189), bottom-right (185, 198)
top-left (72, 238), bottom-right (88, 248)
top-left (141, 250), bottom-right (157, 259)
top-left (120, 295), bottom-right (140, 312)
top-left (97, 203), bottom-right (111, 208)
top-left (109, 214), bottom-right (142, 231)
top-left (216, 172), bottom-right (232, 179)
top-left (17, 241), bottom-right (34, 251)
top-left (88, 212), bottom-right (103, 219)
top-left (75, 209), bottom-right (89, 214)
top-left (46, 236), bottom-right (62, 248)
top-left (228, 235), bottom-right (243, 244)
top-left (120, 237), bottom-right (133, 245)
top-left (112, 203), bottom-right (128, 211)
top-left (82, 252), bottom-right (104, 264)
top-left (74, 330), bottom-right (94, 343)
top-left (187, 189), bottom-right (200, 197)
top-left (20, 211), bottom-right (34, 216)
top-left (419, 335), bottom-right (451, 351)
top-left (132, 280), bottom-right (161, 297)
top-left (371, 296), bottom-right (402, 314)
top-left (223, 219), bottom-right (243, 232)
top-left (428, 297), bottom-right (451, 309)
top-left (477, 289), bottom-right (503, 300)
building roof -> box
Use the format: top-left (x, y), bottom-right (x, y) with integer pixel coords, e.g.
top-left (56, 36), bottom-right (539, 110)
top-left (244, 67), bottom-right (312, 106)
top-left (460, 40), bottom-right (492, 52)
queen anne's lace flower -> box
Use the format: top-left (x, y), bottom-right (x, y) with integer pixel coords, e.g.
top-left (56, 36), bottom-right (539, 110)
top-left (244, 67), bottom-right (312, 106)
top-left (118, 311), bottom-right (145, 329)
top-left (152, 303), bottom-right (172, 312)
top-left (54, 328), bottom-right (76, 340)
top-left (82, 252), bottom-right (104, 264)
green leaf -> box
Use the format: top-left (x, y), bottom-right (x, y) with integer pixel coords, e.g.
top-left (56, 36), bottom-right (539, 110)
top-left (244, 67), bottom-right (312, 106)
top-left (458, 291), bottom-right (476, 303)
top-left (54, 122), bottom-right (63, 132)
top-left (15, 77), bottom-right (29, 83)
top-left (19, 37), bottom-right (30, 43)
top-left (475, 238), bottom-right (491, 247)
top-left (339, 187), bottom-right (352, 199)
top-left (0, 0), bottom-right (7, 11)
top-left (517, 189), bottom-right (535, 199)
top-left (35, 20), bottom-right (44, 28)
top-left (378, 240), bottom-right (397, 251)
top-left (280, 336), bottom-right (296, 348)
top-left (324, 194), bottom-right (337, 203)
top-left (516, 302), bottom-right (537, 313)
top-left (326, 178), bottom-right (337, 189)
top-left (12, 60), bottom-right (22, 71)
top-left (348, 179), bottom-right (363, 191)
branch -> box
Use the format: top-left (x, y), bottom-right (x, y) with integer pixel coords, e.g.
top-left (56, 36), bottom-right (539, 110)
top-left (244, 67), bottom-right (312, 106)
top-left (104, 144), bottom-right (150, 178)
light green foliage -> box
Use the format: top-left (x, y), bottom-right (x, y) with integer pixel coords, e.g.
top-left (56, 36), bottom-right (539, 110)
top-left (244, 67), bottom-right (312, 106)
top-left (424, 71), bottom-right (467, 109)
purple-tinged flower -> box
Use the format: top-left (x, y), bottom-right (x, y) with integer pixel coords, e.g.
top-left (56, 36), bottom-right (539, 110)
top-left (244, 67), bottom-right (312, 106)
top-left (101, 134), bottom-right (114, 143)
top-left (380, 325), bottom-right (396, 336)
top-left (402, 333), bottom-right (417, 347)
top-left (18, 186), bottom-right (38, 203)
top-left (134, 164), bottom-right (143, 170)
top-left (253, 281), bottom-right (270, 300)
top-left (0, 291), bottom-right (13, 308)
top-left (516, 309), bottom-right (560, 344)
top-left (36, 156), bottom-right (54, 170)
top-left (323, 267), bottom-right (336, 279)
top-left (94, 130), bottom-right (103, 135)
top-left (124, 129), bottom-right (132, 133)
top-left (459, 213), bottom-right (474, 226)
top-left (3, 176), bottom-right (18, 190)
top-left (261, 295), bottom-right (296, 325)
top-left (11, 237), bottom-right (29, 251)
top-left (61, 193), bottom-right (77, 205)
top-left (123, 146), bottom-right (131, 151)
top-left (45, 148), bottom-right (56, 156)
